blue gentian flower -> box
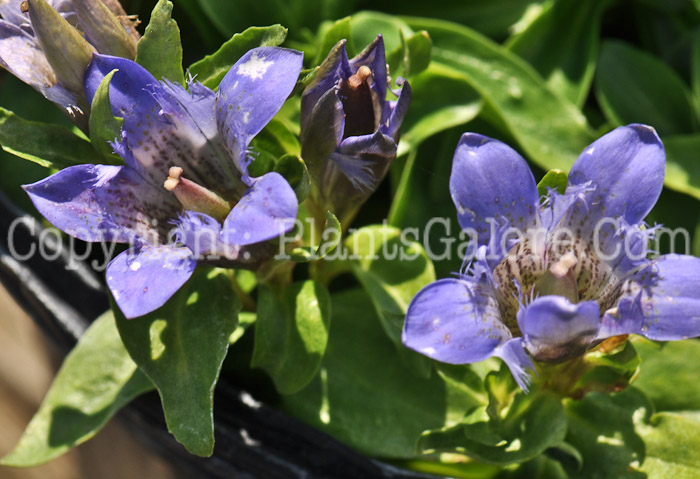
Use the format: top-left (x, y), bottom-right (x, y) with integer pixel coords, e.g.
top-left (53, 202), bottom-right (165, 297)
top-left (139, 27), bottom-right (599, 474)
top-left (0, 0), bottom-right (136, 125)
top-left (300, 35), bottom-right (411, 224)
top-left (402, 124), bottom-right (700, 391)
top-left (23, 47), bottom-right (303, 318)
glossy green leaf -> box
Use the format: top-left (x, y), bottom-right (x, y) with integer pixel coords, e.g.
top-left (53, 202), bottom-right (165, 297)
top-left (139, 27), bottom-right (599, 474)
top-left (88, 69), bottom-right (123, 163)
top-left (403, 30), bottom-right (432, 77)
top-left (344, 224), bottom-right (435, 376)
top-left (506, 0), bottom-right (609, 106)
top-left (114, 268), bottom-right (240, 456)
top-left (2, 311), bottom-right (153, 467)
top-left (252, 280), bottom-right (331, 395)
top-left (596, 41), bottom-right (696, 136)
top-left (0, 107), bottom-right (97, 169)
top-left (289, 211), bottom-right (341, 261)
top-left (396, 63), bottom-right (483, 156)
top-left (661, 134), bottom-right (700, 201)
top-left (537, 169), bottom-right (567, 196)
top-left (189, 25), bottom-right (288, 89)
top-left (135, 0), bottom-right (185, 85)
top-left (351, 11), bottom-right (413, 68)
top-left (563, 388), bottom-right (650, 479)
top-left (252, 118), bottom-right (301, 158)
top-left (419, 391), bottom-right (567, 465)
top-left (403, 16), bottom-right (594, 171)
top-left (281, 288), bottom-right (482, 458)
top-left (314, 17), bottom-right (354, 64)
top-left (633, 339), bottom-right (700, 411)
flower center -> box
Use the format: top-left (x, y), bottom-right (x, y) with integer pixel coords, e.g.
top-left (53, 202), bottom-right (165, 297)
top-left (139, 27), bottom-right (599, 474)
top-left (492, 232), bottom-right (622, 335)
top-left (338, 65), bottom-right (377, 138)
top-left (164, 166), bottom-right (232, 222)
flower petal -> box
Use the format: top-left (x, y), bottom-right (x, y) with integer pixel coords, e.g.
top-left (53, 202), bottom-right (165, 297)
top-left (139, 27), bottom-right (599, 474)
top-left (84, 54), bottom-right (241, 197)
top-left (493, 338), bottom-right (535, 392)
top-left (517, 296), bottom-right (600, 362)
top-left (567, 124), bottom-right (665, 229)
top-left (0, 20), bottom-right (56, 90)
top-left (402, 278), bottom-right (511, 364)
top-left (382, 79), bottom-right (412, 140)
top-left (598, 254), bottom-right (700, 341)
top-left (23, 164), bottom-right (179, 243)
top-left (216, 47), bottom-right (303, 176)
top-left (300, 39), bottom-right (347, 133)
top-left (300, 87), bottom-right (345, 184)
top-left (174, 211), bottom-right (240, 260)
top-left (107, 245), bottom-right (197, 319)
top-left (222, 172), bottom-right (298, 246)
top-left (450, 133), bottom-right (539, 247)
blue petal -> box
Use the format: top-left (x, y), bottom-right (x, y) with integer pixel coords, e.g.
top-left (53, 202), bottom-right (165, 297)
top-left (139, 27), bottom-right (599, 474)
top-left (598, 254), bottom-right (700, 341)
top-left (107, 245), bottom-right (197, 319)
top-left (216, 47), bottom-right (303, 177)
top-left (493, 338), bottom-right (535, 393)
top-left (567, 124), bottom-right (665, 230)
top-left (382, 79), bottom-right (411, 140)
top-left (84, 54), bottom-right (241, 197)
top-left (300, 40), bottom-right (348, 133)
top-left (0, 21), bottom-right (56, 91)
top-left (402, 278), bottom-right (511, 364)
top-left (222, 172), bottom-right (298, 246)
top-left (23, 164), bottom-right (179, 244)
top-left (331, 130), bottom-right (397, 190)
top-left (174, 211), bottom-right (240, 260)
top-left (449, 133), bottom-right (539, 247)
top-left (517, 296), bottom-right (600, 362)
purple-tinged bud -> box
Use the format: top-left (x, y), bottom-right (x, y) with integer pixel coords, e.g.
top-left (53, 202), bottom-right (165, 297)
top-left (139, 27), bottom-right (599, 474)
top-left (74, 0), bottom-right (137, 59)
top-left (300, 35), bottom-right (411, 226)
top-left (27, 0), bottom-right (93, 110)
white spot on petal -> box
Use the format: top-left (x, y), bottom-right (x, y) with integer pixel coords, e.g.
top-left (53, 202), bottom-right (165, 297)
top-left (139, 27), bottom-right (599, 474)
top-left (421, 346), bottom-right (436, 355)
top-left (242, 111), bottom-right (250, 124)
top-left (237, 52), bottom-right (274, 80)
top-left (586, 147), bottom-right (595, 155)
top-left (130, 261), bottom-right (141, 272)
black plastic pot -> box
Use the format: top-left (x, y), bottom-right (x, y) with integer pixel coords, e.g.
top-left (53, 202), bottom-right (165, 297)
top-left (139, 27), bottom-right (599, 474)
top-left (0, 192), bottom-right (441, 479)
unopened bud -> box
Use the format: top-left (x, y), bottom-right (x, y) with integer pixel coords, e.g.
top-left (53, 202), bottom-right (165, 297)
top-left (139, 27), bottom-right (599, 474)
top-left (74, 0), bottom-right (137, 59)
top-left (27, 0), bottom-right (94, 98)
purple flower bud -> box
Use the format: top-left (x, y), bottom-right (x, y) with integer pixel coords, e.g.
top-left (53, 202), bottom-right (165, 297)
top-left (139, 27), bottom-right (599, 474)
top-left (300, 35), bottom-right (411, 225)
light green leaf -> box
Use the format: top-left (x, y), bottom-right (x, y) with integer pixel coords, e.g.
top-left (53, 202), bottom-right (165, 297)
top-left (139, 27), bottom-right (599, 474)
top-left (419, 391), bottom-right (567, 465)
top-left (135, 0), bottom-right (185, 85)
top-left (404, 30), bottom-right (432, 77)
top-left (403, 16), bottom-right (594, 171)
top-left (638, 412), bottom-right (700, 478)
top-left (2, 311), bottom-right (153, 467)
top-left (660, 134), bottom-right (700, 201)
top-left (314, 17), bottom-right (354, 64)
top-left (506, 0), bottom-right (610, 106)
top-left (396, 62), bottom-right (483, 156)
top-left (0, 107), bottom-right (97, 169)
top-left (114, 268), bottom-right (240, 456)
top-left (281, 288), bottom-right (482, 458)
top-left (252, 280), bottom-right (331, 395)
top-left (229, 311), bottom-right (256, 345)
top-left (88, 69), bottom-right (123, 163)
top-left (189, 25), bottom-right (288, 89)
top-left (596, 41), bottom-right (696, 136)
top-left (344, 224), bottom-right (435, 376)
top-left (537, 169), bottom-right (567, 196)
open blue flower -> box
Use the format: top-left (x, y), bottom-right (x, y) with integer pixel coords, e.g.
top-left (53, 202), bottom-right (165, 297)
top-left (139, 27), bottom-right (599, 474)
top-left (23, 47), bottom-right (303, 318)
top-left (402, 124), bottom-right (700, 391)
top-left (300, 35), bottom-right (411, 224)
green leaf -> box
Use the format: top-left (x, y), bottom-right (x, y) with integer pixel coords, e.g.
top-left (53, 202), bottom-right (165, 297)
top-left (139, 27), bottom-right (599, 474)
top-left (314, 17), bottom-right (354, 65)
top-left (2, 311), bottom-right (153, 467)
top-left (0, 107), bottom-right (97, 169)
top-left (633, 339), bottom-right (700, 411)
top-left (660, 134), bottom-right (700, 201)
top-left (189, 25), bottom-right (288, 89)
top-left (252, 280), bottom-right (331, 395)
top-left (638, 412), bottom-right (700, 477)
top-left (289, 211), bottom-right (341, 262)
top-left (252, 118), bottom-right (301, 158)
top-left (563, 388), bottom-right (650, 479)
top-left (344, 224), bottom-right (435, 376)
top-left (595, 41), bottom-right (696, 136)
top-left (135, 0), bottom-right (185, 85)
top-left (88, 69), bottom-right (124, 163)
top-left (281, 288), bottom-right (482, 458)
top-left (274, 154), bottom-right (310, 202)
top-left (404, 30), bottom-right (432, 77)
top-left (114, 268), bottom-right (240, 456)
top-left (229, 311), bottom-right (256, 345)
top-left (506, 0), bottom-right (610, 106)
top-left (537, 169), bottom-right (568, 196)
top-left (395, 63), bottom-right (483, 156)
top-left (403, 15), bottom-right (594, 171)
top-left (419, 391), bottom-right (567, 465)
